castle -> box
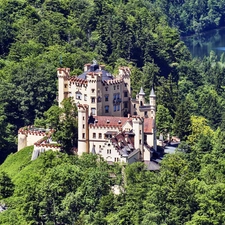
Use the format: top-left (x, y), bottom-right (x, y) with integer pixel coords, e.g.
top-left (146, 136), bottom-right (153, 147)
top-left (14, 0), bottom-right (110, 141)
top-left (57, 61), bottom-right (157, 164)
top-left (18, 61), bottom-right (159, 166)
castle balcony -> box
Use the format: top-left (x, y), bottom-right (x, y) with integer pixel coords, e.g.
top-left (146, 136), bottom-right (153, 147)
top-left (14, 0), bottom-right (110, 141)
top-left (116, 98), bottom-right (122, 103)
top-left (113, 98), bottom-right (122, 104)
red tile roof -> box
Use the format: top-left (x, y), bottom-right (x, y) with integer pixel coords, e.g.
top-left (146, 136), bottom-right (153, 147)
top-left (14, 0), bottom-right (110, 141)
top-left (144, 118), bottom-right (154, 133)
top-left (91, 116), bottom-right (153, 133)
top-left (92, 116), bottom-right (132, 128)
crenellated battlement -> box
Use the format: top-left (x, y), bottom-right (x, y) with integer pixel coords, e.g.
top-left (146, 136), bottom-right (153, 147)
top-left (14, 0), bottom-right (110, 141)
top-left (102, 78), bottom-right (124, 85)
top-left (57, 68), bottom-right (70, 77)
top-left (17, 126), bottom-right (55, 151)
top-left (118, 66), bottom-right (131, 77)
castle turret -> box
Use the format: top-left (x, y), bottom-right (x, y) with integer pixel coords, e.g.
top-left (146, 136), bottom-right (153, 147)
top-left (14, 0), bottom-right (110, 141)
top-left (149, 88), bottom-right (157, 150)
top-left (78, 104), bottom-right (89, 155)
top-left (18, 132), bottom-right (27, 151)
top-left (57, 68), bottom-right (70, 107)
top-left (132, 117), bottom-right (144, 154)
top-left (138, 87), bottom-right (145, 106)
top-left (149, 87), bottom-right (156, 119)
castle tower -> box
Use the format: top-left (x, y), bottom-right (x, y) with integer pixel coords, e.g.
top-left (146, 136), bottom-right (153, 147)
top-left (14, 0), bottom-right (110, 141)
top-left (78, 104), bottom-right (89, 155)
top-left (119, 67), bottom-right (131, 115)
top-left (57, 68), bottom-right (70, 107)
top-left (138, 87), bottom-right (145, 107)
top-left (149, 87), bottom-right (156, 119)
top-left (18, 133), bottom-right (27, 151)
top-left (132, 117), bottom-right (144, 154)
top-left (149, 87), bottom-right (157, 150)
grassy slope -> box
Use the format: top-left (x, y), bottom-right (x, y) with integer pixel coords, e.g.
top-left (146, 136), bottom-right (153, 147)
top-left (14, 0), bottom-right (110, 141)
top-left (0, 146), bottom-right (33, 179)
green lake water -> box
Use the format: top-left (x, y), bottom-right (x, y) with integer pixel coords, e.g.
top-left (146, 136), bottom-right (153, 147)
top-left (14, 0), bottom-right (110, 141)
top-left (182, 27), bottom-right (225, 59)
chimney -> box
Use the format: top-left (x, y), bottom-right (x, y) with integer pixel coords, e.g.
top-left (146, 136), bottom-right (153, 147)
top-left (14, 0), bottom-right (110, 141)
top-left (128, 114), bottom-right (130, 119)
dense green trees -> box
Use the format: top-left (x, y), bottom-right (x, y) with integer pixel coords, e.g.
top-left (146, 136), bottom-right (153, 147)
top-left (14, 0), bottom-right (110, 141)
top-left (3, 135), bottom-right (225, 224)
top-left (0, 172), bottom-right (14, 199)
top-left (155, 0), bottom-right (225, 35)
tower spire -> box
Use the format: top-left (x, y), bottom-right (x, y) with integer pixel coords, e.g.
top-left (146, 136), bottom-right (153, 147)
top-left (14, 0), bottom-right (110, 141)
top-left (139, 86), bottom-right (145, 95)
top-left (150, 87), bottom-right (156, 97)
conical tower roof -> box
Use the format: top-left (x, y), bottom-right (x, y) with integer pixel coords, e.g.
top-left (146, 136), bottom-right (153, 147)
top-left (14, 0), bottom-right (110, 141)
top-left (150, 87), bottom-right (156, 97)
top-left (139, 87), bottom-right (145, 95)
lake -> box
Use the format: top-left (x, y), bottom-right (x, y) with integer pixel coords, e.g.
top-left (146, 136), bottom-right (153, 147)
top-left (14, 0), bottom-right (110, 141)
top-left (182, 27), bottom-right (225, 59)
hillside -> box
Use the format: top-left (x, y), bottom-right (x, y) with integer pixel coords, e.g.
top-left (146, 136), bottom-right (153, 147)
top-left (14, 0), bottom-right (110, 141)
top-left (0, 146), bottom-right (33, 178)
top-left (2, 137), bottom-right (225, 224)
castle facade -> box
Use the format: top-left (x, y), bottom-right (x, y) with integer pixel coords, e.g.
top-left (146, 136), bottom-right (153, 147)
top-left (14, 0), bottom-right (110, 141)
top-left (58, 61), bottom-right (157, 164)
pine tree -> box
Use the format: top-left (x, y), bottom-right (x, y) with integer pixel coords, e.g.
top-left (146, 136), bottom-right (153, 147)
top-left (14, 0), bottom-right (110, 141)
top-left (173, 101), bottom-right (191, 140)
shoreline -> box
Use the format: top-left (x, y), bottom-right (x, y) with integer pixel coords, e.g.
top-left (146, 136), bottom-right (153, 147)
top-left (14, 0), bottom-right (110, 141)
top-left (180, 26), bottom-right (225, 39)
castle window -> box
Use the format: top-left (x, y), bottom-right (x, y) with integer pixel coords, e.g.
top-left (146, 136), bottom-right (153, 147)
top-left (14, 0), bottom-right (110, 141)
top-left (140, 130), bottom-right (142, 135)
top-left (91, 108), bottom-right (96, 115)
top-left (117, 85), bottom-right (119, 89)
top-left (99, 133), bottom-right (102, 139)
top-left (145, 111), bottom-right (147, 116)
top-left (76, 91), bottom-right (82, 100)
top-left (84, 94), bottom-right (87, 101)
top-left (113, 94), bottom-right (116, 100)
top-left (114, 86), bottom-right (116, 90)
top-left (134, 104), bottom-right (136, 109)
top-left (93, 133), bottom-right (96, 139)
top-left (105, 87), bottom-right (108, 91)
top-left (124, 102), bottom-right (128, 108)
top-left (91, 97), bottom-right (95, 103)
top-left (114, 105), bottom-right (116, 112)
top-left (114, 158), bottom-right (119, 162)
top-left (91, 89), bottom-right (95, 93)
top-left (105, 95), bottom-right (109, 102)
top-left (124, 83), bottom-right (127, 87)
top-left (82, 133), bottom-right (85, 138)
top-left (117, 104), bottom-right (120, 111)
top-left (83, 124), bottom-right (85, 129)
top-left (97, 96), bottom-right (101, 102)
top-left (64, 84), bottom-right (68, 88)
top-left (124, 91), bottom-right (128, 97)
top-left (105, 105), bottom-right (109, 113)
top-left (139, 140), bottom-right (141, 145)
top-left (83, 116), bottom-right (85, 120)
top-left (107, 149), bottom-right (111, 154)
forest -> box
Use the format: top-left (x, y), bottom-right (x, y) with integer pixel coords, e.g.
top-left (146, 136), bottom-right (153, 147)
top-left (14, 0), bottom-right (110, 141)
top-left (1, 0), bottom-right (225, 223)
top-left (155, 0), bottom-right (225, 35)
